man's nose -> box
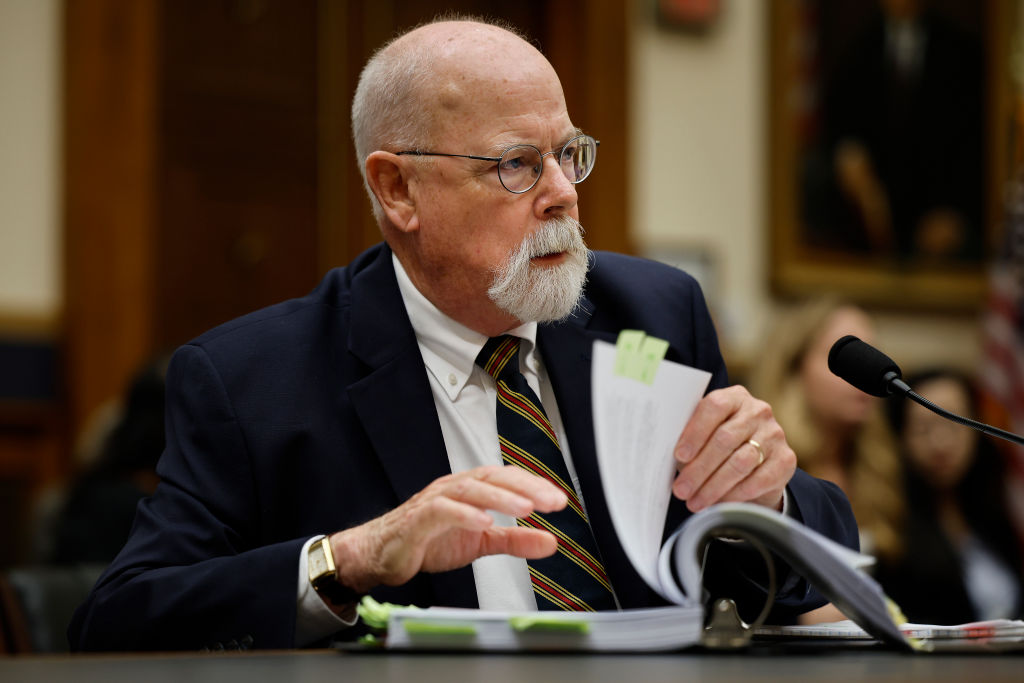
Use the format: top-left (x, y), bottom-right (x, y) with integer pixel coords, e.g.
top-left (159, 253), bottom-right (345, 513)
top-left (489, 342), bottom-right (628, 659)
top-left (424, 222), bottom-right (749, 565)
top-left (534, 154), bottom-right (578, 217)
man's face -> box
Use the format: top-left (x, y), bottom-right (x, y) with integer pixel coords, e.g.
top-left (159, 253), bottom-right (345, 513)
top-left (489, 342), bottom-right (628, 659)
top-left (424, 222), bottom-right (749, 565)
top-left (401, 45), bottom-right (586, 333)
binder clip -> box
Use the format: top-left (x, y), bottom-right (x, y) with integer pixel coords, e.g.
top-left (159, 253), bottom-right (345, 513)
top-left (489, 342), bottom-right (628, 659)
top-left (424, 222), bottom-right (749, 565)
top-left (700, 530), bottom-right (776, 650)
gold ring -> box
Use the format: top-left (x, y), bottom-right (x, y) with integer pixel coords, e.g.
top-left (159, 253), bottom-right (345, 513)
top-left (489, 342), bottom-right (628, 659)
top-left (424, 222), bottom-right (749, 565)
top-left (748, 439), bottom-right (765, 466)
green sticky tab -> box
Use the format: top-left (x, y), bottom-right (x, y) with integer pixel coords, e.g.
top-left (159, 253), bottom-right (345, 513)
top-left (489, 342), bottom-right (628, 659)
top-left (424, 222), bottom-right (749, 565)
top-left (356, 633), bottom-right (383, 647)
top-left (402, 620), bottom-right (477, 636)
top-left (508, 616), bottom-right (590, 633)
top-left (636, 336), bottom-right (670, 385)
top-left (615, 330), bottom-right (646, 377)
top-left (357, 595), bottom-right (418, 630)
top-left (614, 330), bottom-right (669, 384)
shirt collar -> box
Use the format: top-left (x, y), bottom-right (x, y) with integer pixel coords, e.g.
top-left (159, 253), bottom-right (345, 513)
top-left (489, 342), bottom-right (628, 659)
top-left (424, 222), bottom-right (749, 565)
top-left (392, 253), bottom-right (538, 401)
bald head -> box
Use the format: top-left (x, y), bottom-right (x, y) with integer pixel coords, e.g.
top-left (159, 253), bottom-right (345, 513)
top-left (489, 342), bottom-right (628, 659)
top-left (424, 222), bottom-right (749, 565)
top-left (351, 19), bottom-right (564, 220)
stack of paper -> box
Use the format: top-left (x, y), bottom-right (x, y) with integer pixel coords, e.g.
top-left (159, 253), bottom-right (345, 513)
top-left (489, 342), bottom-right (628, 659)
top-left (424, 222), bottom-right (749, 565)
top-left (384, 605), bottom-right (703, 651)
top-left (755, 619), bottom-right (1024, 652)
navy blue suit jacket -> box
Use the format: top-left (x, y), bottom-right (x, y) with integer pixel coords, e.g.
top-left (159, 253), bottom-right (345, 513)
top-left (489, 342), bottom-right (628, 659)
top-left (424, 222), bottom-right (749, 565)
top-left (69, 244), bottom-right (857, 651)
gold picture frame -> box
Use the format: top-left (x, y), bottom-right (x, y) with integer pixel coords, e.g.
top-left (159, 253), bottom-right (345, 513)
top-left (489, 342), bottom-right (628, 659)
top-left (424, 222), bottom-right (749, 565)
top-left (767, 0), bottom-right (1014, 311)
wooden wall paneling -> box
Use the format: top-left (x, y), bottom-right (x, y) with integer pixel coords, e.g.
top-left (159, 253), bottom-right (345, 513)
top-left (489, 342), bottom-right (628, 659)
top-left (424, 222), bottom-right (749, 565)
top-left (545, 0), bottom-right (633, 255)
top-left (317, 0), bottom-right (384, 273)
top-left (156, 0), bottom-right (321, 348)
top-left (63, 0), bottom-right (160, 445)
top-left (62, 0), bottom-right (632, 445)
top-left (64, 0), bottom-right (324, 440)
top-left (316, 0), bottom-right (352, 276)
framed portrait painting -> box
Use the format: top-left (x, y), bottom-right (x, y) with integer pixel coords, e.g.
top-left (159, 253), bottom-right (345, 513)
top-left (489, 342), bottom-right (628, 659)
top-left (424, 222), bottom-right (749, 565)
top-left (767, 0), bottom-right (1015, 311)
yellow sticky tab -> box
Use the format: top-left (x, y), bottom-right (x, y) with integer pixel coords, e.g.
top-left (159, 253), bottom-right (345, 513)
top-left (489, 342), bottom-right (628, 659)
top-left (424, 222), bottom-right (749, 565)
top-left (884, 597), bottom-right (927, 650)
top-left (615, 330), bottom-right (646, 377)
top-left (885, 597), bottom-right (908, 627)
top-left (508, 616), bottom-right (590, 633)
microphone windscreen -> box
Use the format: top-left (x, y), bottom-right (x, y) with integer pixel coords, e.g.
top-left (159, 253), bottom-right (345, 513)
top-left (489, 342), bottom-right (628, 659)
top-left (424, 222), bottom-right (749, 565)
top-left (827, 335), bottom-right (902, 397)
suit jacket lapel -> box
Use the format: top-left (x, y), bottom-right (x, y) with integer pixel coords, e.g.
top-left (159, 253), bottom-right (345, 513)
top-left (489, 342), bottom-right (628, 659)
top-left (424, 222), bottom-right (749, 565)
top-left (344, 245), bottom-right (477, 608)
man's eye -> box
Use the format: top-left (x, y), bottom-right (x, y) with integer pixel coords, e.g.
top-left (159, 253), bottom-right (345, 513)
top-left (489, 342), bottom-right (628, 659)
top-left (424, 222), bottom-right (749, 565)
top-left (500, 155), bottom-right (530, 173)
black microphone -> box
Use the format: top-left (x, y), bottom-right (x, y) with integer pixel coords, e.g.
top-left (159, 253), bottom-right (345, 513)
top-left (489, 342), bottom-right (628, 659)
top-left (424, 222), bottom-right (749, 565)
top-left (827, 335), bottom-right (1024, 448)
top-left (827, 334), bottom-right (909, 397)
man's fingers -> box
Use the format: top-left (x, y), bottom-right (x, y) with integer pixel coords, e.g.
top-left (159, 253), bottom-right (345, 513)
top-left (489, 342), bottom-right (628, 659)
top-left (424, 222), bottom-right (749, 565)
top-left (681, 430), bottom-right (795, 511)
top-left (673, 390), bottom-right (758, 502)
top-left (674, 387), bottom-right (744, 464)
top-left (673, 386), bottom-right (795, 511)
top-left (435, 474), bottom-right (535, 519)
top-left (335, 466), bottom-right (572, 591)
top-left (717, 463), bottom-right (784, 507)
top-left (408, 494), bottom-right (496, 532)
top-left (450, 465), bottom-right (568, 514)
top-left (673, 420), bottom-right (752, 500)
top-left (402, 466), bottom-right (568, 554)
top-left (478, 526), bottom-right (559, 560)
top-left (683, 437), bottom-right (765, 511)
top-left (719, 442), bottom-right (795, 510)
top-left (482, 465), bottom-right (569, 512)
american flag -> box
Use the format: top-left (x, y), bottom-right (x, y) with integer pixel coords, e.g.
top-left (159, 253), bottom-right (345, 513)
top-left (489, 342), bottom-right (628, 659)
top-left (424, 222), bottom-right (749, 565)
top-left (980, 168), bottom-right (1024, 541)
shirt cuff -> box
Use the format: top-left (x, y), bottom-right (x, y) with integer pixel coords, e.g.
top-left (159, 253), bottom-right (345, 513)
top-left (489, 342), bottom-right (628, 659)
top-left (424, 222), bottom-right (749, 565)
top-left (295, 535), bottom-right (358, 647)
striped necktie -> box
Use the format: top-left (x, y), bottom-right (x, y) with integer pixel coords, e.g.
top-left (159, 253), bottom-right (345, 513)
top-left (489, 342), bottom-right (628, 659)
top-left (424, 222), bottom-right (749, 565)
top-left (476, 335), bottom-right (616, 611)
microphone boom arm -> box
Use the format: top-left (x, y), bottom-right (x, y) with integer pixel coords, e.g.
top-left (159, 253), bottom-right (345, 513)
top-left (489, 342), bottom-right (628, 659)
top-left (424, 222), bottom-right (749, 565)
top-left (886, 372), bottom-right (1024, 448)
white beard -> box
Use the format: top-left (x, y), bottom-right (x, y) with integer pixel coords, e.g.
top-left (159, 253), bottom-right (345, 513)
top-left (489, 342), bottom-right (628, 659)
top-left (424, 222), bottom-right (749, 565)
top-left (487, 215), bottom-right (590, 323)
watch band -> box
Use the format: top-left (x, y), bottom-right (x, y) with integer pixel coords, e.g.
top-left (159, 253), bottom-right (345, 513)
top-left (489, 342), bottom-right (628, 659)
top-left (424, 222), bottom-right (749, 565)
top-left (308, 536), bottom-right (362, 606)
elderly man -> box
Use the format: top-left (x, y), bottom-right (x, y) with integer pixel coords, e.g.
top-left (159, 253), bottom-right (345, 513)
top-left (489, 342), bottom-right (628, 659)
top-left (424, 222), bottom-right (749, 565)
top-left (69, 18), bottom-right (856, 651)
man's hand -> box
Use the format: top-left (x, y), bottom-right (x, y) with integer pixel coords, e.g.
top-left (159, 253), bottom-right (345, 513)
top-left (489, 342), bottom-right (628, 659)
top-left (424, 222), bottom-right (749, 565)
top-left (327, 465), bottom-right (566, 594)
top-left (671, 385), bottom-right (796, 512)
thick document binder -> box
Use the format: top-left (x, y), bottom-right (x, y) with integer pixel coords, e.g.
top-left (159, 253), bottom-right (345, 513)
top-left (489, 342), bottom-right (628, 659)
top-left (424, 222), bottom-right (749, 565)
top-left (356, 501), bottom-right (911, 652)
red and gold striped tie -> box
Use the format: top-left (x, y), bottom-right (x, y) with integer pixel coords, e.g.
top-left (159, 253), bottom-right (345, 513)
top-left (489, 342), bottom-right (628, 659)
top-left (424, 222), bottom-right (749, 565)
top-left (477, 335), bottom-right (616, 611)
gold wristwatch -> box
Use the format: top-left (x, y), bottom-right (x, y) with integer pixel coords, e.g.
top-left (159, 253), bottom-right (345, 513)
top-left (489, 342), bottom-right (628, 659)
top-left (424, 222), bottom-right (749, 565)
top-left (308, 536), bottom-right (360, 605)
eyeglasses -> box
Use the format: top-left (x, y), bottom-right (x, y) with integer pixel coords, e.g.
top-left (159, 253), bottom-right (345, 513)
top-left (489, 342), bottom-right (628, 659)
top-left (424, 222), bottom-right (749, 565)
top-left (395, 134), bottom-right (598, 194)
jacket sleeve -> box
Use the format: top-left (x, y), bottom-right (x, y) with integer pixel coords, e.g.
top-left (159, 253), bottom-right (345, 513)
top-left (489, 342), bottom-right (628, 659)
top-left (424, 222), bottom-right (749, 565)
top-left (68, 344), bottom-right (307, 651)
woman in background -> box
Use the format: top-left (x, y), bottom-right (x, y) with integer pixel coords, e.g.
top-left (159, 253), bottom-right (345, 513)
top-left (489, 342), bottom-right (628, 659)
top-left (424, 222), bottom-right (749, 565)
top-left (877, 369), bottom-right (1024, 624)
top-left (751, 298), bottom-right (904, 561)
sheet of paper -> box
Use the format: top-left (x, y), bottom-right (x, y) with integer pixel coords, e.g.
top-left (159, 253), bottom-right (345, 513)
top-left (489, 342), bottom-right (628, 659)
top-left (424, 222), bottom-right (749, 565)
top-left (591, 339), bottom-right (711, 599)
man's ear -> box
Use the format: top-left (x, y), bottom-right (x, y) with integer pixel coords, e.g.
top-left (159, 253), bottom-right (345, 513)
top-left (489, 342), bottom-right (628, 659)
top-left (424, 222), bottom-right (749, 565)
top-left (365, 151), bottom-right (418, 233)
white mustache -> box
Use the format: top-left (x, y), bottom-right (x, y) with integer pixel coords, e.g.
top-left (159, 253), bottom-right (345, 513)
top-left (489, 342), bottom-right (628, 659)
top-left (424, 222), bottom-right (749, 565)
top-left (523, 217), bottom-right (585, 259)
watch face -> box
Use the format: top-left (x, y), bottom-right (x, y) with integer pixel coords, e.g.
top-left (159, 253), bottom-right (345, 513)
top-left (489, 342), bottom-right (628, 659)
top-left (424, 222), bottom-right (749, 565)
top-left (309, 543), bottom-right (331, 580)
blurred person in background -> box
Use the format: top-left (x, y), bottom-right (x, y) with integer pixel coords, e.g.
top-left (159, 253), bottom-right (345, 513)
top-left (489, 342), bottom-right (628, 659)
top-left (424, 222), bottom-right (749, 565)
top-left (750, 298), bottom-right (904, 561)
top-left (750, 298), bottom-right (904, 624)
top-left (46, 356), bottom-right (168, 565)
top-left (875, 369), bottom-right (1024, 624)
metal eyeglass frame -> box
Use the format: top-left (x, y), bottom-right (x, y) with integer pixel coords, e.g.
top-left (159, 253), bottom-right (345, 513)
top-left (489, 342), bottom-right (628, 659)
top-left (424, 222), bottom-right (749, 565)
top-left (395, 134), bottom-right (599, 194)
